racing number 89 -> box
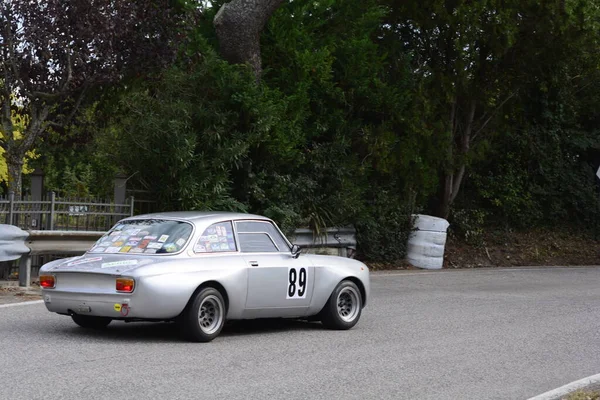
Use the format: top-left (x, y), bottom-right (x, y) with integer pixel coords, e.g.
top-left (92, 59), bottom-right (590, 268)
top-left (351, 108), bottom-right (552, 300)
top-left (288, 267), bottom-right (307, 298)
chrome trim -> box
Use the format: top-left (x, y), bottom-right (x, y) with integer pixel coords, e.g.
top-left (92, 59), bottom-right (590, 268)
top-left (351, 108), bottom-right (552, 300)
top-left (39, 274), bottom-right (57, 289)
top-left (234, 220), bottom-right (292, 252)
top-left (115, 277), bottom-right (136, 294)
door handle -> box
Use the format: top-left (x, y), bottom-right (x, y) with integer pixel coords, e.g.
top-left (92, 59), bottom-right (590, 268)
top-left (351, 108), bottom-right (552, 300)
top-left (249, 261), bottom-right (259, 267)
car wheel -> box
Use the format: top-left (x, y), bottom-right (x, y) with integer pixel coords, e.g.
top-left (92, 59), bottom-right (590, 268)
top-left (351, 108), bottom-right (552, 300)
top-left (71, 315), bottom-right (112, 329)
top-left (321, 280), bottom-right (362, 330)
top-left (181, 287), bottom-right (226, 342)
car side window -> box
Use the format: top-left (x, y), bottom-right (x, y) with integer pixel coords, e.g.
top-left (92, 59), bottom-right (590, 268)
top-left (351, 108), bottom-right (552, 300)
top-left (194, 221), bottom-right (237, 253)
top-left (236, 221), bottom-right (290, 253)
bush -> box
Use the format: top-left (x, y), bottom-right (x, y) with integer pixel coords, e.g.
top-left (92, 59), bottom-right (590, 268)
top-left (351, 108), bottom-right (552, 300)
top-left (355, 191), bottom-right (415, 262)
top-left (449, 208), bottom-right (488, 246)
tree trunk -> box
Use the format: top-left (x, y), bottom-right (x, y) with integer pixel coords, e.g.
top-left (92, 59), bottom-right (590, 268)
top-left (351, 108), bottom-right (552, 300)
top-left (6, 155), bottom-right (24, 197)
top-left (1, 103), bottom-right (49, 197)
top-left (434, 100), bottom-right (476, 219)
top-left (213, 0), bottom-right (283, 80)
top-left (435, 173), bottom-right (452, 219)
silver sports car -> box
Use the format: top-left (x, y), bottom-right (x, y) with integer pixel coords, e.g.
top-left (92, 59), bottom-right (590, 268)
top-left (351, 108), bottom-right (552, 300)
top-left (39, 212), bottom-right (370, 342)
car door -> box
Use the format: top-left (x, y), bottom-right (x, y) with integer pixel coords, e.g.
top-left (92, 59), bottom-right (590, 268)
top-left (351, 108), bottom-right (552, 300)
top-left (236, 220), bottom-right (314, 318)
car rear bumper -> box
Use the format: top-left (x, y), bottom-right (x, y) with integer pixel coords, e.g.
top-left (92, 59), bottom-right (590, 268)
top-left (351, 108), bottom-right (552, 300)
top-left (42, 290), bottom-right (152, 319)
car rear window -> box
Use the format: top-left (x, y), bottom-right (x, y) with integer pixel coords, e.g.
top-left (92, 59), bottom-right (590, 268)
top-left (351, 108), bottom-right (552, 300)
top-left (88, 219), bottom-right (193, 255)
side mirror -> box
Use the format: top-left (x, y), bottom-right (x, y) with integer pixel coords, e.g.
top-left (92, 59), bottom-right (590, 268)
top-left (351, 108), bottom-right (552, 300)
top-left (291, 244), bottom-right (301, 259)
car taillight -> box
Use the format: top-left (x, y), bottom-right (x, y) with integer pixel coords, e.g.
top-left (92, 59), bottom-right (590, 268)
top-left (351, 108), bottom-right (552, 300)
top-left (116, 278), bottom-right (135, 293)
top-left (39, 275), bottom-right (55, 289)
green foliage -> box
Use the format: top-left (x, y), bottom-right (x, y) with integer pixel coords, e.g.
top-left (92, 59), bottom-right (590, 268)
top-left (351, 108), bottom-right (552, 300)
top-left (449, 208), bottom-right (488, 246)
top-left (32, 105), bottom-right (117, 198)
top-left (33, 0), bottom-right (600, 261)
top-left (95, 0), bottom-right (428, 260)
top-left (466, 40), bottom-right (600, 231)
top-left (355, 191), bottom-right (416, 262)
top-left (100, 44), bottom-right (271, 211)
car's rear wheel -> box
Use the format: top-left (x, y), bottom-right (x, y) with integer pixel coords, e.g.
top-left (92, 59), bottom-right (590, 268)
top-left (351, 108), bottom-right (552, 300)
top-left (320, 280), bottom-right (362, 330)
top-left (180, 287), bottom-right (226, 342)
top-left (71, 315), bottom-right (112, 329)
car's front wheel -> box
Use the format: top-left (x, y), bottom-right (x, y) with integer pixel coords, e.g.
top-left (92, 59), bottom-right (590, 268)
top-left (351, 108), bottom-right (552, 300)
top-left (320, 280), bottom-right (362, 330)
top-left (180, 287), bottom-right (226, 342)
top-left (71, 315), bottom-right (112, 329)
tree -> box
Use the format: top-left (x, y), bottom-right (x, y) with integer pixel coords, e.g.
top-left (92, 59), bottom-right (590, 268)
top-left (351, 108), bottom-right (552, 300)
top-left (0, 106), bottom-right (37, 192)
top-left (384, 0), bottom-right (600, 218)
top-left (213, 0), bottom-right (284, 79)
top-left (0, 0), bottom-right (182, 196)
top-left (466, 14), bottom-right (600, 229)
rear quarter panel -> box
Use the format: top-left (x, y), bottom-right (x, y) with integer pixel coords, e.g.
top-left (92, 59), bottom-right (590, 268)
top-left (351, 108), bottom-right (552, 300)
top-left (129, 254), bottom-right (248, 319)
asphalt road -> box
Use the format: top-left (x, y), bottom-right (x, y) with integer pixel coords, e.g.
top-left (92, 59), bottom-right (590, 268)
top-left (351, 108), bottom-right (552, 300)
top-left (1, 266), bottom-right (600, 400)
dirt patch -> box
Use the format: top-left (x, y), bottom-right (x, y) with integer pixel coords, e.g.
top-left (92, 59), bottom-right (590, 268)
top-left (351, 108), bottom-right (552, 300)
top-left (0, 284), bottom-right (42, 305)
top-left (363, 230), bottom-right (599, 270)
top-left (443, 230), bottom-right (600, 269)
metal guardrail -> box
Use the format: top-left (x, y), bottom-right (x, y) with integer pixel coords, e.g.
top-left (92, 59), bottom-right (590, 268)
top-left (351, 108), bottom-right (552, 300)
top-left (290, 227), bottom-right (357, 257)
top-left (0, 225), bottom-right (30, 262)
top-left (0, 226), bottom-right (357, 287)
top-left (0, 226), bottom-right (104, 287)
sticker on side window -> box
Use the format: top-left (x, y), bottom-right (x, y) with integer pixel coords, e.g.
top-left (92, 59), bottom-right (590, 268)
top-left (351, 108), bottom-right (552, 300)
top-left (286, 267), bottom-right (308, 299)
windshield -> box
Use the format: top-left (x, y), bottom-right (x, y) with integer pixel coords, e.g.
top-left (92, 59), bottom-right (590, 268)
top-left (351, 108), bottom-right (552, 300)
top-left (88, 219), bottom-right (193, 255)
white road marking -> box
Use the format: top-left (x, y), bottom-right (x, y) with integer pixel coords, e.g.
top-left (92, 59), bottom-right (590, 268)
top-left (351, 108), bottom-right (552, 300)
top-left (527, 373), bottom-right (600, 400)
top-left (0, 300), bottom-right (43, 309)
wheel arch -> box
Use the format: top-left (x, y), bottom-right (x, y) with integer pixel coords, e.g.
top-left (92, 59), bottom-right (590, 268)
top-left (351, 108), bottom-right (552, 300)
top-left (181, 280), bottom-right (230, 317)
top-left (344, 276), bottom-right (367, 308)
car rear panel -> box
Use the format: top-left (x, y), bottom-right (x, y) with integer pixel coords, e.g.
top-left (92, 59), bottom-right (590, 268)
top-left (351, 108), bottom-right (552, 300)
top-left (41, 254), bottom-right (152, 319)
top-left (52, 272), bottom-right (119, 293)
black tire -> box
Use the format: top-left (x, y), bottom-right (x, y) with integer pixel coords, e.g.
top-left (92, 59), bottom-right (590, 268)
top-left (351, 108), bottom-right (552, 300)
top-left (180, 287), bottom-right (226, 342)
top-left (321, 280), bottom-right (362, 330)
top-left (71, 315), bottom-right (112, 329)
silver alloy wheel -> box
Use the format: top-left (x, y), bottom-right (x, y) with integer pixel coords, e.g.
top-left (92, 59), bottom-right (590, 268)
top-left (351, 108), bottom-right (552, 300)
top-left (337, 286), bottom-right (360, 322)
top-left (198, 294), bottom-right (223, 335)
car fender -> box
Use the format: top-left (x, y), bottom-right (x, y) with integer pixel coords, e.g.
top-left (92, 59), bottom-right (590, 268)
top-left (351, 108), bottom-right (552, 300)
top-left (305, 255), bottom-right (370, 316)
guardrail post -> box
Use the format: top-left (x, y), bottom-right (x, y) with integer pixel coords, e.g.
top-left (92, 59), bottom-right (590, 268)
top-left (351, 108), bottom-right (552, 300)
top-left (130, 196), bottom-right (135, 217)
top-left (18, 254), bottom-right (31, 288)
top-left (49, 192), bottom-right (56, 230)
top-left (8, 191), bottom-right (14, 225)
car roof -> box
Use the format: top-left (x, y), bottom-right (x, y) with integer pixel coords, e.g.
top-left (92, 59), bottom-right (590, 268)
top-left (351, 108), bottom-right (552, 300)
top-left (122, 211), bottom-right (272, 225)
